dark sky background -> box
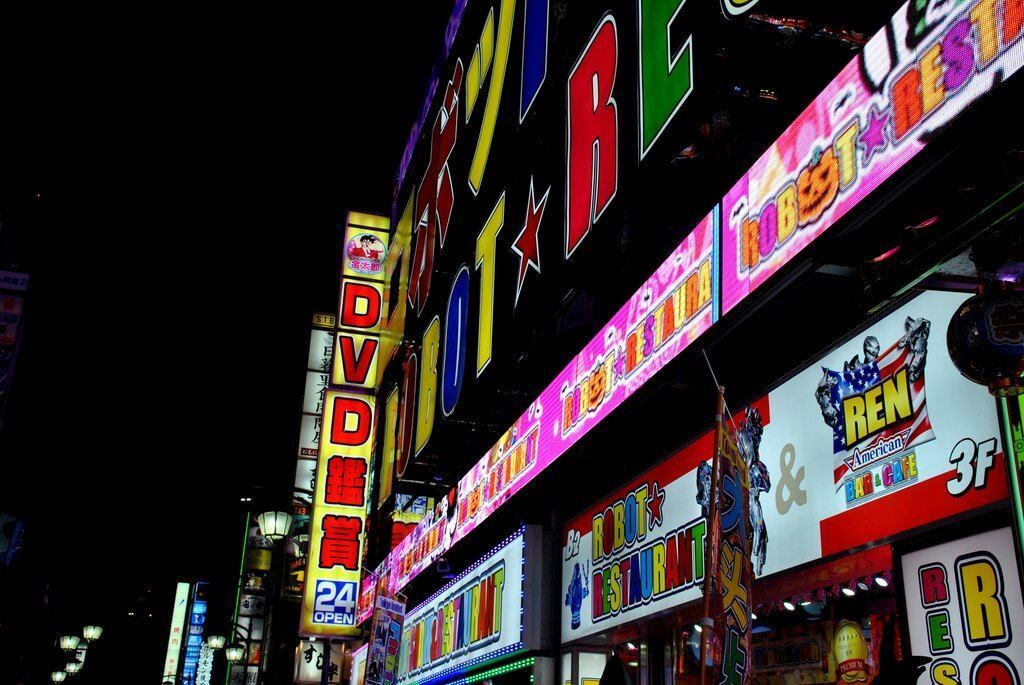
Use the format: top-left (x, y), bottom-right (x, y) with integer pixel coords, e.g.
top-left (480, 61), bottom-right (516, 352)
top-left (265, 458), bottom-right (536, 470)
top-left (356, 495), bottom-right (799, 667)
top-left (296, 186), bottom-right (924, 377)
top-left (0, 5), bottom-right (453, 681)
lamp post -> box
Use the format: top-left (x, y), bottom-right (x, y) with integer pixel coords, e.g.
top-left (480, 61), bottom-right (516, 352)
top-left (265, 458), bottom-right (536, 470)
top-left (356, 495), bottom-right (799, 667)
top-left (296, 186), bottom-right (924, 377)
top-left (224, 645), bottom-right (245, 663)
top-left (64, 662), bottom-right (81, 674)
top-left (50, 672), bottom-right (67, 683)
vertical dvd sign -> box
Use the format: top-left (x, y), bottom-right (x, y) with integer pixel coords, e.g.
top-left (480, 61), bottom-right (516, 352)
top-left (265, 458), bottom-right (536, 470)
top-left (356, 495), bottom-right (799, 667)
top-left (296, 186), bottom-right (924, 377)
top-left (301, 212), bottom-right (391, 637)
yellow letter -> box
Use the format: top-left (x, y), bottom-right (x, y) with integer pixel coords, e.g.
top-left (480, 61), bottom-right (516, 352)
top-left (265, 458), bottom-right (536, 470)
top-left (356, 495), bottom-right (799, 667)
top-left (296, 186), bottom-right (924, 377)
top-left (468, 0), bottom-right (516, 193)
top-left (843, 396), bottom-right (868, 446)
top-left (834, 120), bottom-right (860, 190)
top-left (958, 556), bottom-right (1008, 646)
top-left (475, 193), bottom-right (504, 376)
top-left (415, 317), bottom-right (440, 455)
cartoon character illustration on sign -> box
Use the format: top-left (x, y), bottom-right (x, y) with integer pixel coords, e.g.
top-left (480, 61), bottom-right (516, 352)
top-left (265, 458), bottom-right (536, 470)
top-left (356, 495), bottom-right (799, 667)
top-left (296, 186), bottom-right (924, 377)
top-left (737, 408), bottom-right (771, 576)
top-left (815, 317), bottom-right (935, 492)
top-left (347, 233), bottom-right (387, 276)
top-left (898, 317), bottom-right (929, 381)
top-left (565, 561), bottom-right (589, 629)
top-left (695, 410), bottom-right (770, 575)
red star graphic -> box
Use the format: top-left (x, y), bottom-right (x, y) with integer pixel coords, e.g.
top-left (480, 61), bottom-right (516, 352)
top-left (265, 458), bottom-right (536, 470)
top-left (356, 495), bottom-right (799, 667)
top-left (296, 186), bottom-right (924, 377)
top-left (511, 178), bottom-right (550, 307)
top-left (646, 481), bottom-right (665, 528)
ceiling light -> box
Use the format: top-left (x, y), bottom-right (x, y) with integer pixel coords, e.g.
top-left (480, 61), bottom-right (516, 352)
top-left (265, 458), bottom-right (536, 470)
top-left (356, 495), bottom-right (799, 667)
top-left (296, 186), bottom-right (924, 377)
top-left (874, 576), bottom-right (889, 588)
top-left (783, 601), bottom-right (796, 611)
top-left (842, 587), bottom-right (857, 597)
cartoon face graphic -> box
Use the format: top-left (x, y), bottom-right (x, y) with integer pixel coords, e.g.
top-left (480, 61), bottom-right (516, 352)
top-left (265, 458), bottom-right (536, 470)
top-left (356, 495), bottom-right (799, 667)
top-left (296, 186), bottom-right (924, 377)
top-left (346, 233), bottom-right (387, 275)
top-left (797, 148), bottom-right (840, 226)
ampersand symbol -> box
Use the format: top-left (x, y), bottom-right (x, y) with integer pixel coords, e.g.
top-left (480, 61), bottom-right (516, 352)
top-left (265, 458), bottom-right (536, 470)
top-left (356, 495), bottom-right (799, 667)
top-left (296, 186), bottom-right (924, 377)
top-left (776, 443), bottom-right (807, 515)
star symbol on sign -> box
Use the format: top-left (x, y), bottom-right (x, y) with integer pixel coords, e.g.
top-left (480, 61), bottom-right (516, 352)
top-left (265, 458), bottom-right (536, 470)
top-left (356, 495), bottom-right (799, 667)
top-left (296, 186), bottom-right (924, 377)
top-left (858, 105), bottom-right (889, 166)
top-left (647, 481), bottom-right (666, 528)
top-left (511, 177), bottom-right (550, 307)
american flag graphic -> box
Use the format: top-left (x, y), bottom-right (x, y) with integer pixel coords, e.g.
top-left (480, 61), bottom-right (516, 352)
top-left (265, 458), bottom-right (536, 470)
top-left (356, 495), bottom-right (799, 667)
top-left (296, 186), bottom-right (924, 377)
top-left (825, 325), bottom-right (935, 485)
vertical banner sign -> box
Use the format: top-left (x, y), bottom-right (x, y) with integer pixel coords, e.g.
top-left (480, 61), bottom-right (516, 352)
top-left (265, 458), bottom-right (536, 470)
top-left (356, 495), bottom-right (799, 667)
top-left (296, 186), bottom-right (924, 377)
top-left (365, 595), bottom-right (406, 685)
top-left (182, 583), bottom-right (209, 685)
top-left (703, 429), bottom-right (753, 685)
top-left (901, 527), bottom-right (1024, 683)
top-left (162, 582), bottom-right (192, 684)
top-left (301, 212), bottom-right (391, 637)
top-left (289, 312), bottom-right (337, 599)
top-left (196, 644), bottom-right (214, 685)
top-left (0, 270), bottom-right (28, 418)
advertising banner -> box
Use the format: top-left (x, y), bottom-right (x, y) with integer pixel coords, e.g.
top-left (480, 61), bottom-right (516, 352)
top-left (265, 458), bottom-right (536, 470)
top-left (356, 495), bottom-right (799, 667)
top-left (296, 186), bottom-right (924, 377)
top-left (387, 211), bottom-right (715, 595)
top-left (562, 290), bottom-right (1008, 643)
top-left (181, 583), bottom-right (208, 685)
top-left (721, 0), bottom-right (1024, 314)
top-left (901, 527), bottom-right (1024, 682)
top-left (366, 595), bottom-right (406, 685)
top-left (351, 643), bottom-right (370, 685)
top-left (301, 213), bottom-right (391, 635)
top-left (398, 526), bottom-right (540, 685)
top-left (162, 582), bottom-right (191, 684)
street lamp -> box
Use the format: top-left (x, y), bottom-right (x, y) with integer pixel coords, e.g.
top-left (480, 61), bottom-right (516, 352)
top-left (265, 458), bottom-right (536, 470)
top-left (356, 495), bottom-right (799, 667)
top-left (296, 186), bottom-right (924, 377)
top-left (50, 672), bottom-right (67, 683)
top-left (58, 635), bottom-right (80, 651)
top-left (224, 645), bottom-right (245, 663)
top-left (65, 663), bottom-right (81, 674)
top-left (207, 635), bottom-right (227, 649)
top-left (255, 511), bottom-right (293, 541)
top-left (82, 625), bottom-right (103, 641)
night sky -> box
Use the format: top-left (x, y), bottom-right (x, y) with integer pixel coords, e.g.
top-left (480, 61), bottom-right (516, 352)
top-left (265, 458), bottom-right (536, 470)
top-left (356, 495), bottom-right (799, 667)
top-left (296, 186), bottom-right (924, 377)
top-left (1, 5), bottom-right (452, 681)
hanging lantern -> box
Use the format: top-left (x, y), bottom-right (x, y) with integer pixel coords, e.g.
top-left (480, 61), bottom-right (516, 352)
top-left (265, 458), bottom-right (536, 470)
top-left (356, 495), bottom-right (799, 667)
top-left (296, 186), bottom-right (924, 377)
top-left (255, 511), bottom-right (293, 542)
top-left (58, 635), bottom-right (80, 651)
top-left (224, 645), bottom-right (246, 663)
top-left (947, 283), bottom-right (1024, 397)
top-left (51, 673), bottom-right (67, 683)
top-left (82, 625), bottom-right (103, 641)
top-left (207, 634), bottom-right (227, 649)
top-left (65, 663), bottom-right (81, 674)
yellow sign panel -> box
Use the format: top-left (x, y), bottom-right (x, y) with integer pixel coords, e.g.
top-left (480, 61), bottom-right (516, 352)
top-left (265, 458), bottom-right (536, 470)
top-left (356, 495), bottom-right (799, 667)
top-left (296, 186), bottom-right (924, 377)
top-left (300, 389), bottom-right (377, 637)
top-left (342, 224), bottom-right (391, 284)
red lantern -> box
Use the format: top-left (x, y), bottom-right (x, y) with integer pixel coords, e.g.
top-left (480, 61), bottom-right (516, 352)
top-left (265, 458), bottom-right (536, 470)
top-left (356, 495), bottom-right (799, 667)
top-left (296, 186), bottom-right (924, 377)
top-left (946, 284), bottom-right (1024, 397)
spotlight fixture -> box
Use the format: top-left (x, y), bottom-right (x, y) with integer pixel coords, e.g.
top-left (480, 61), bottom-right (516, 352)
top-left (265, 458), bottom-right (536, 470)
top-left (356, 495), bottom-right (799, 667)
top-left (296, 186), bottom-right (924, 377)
top-left (750, 613), bottom-right (758, 620)
top-left (783, 601), bottom-right (796, 611)
top-left (856, 580), bottom-right (871, 592)
top-left (874, 575), bottom-right (889, 588)
top-left (799, 600), bottom-right (812, 606)
top-left (693, 624), bottom-right (703, 633)
top-left (842, 587), bottom-right (857, 597)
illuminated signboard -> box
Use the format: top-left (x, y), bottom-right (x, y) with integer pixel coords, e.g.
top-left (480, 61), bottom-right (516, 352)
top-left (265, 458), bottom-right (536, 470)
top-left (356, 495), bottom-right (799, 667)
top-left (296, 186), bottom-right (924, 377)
top-left (181, 583), bottom-right (208, 685)
top-left (397, 526), bottom-right (542, 685)
top-left (901, 527), bottom-right (1024, 682)
top-left (385, 211), bottom-right (715, 594)
top-left (563, 290), bottom-right (1009, 642)
top-left (721, 0), bottom-right (1024, 314)
top-left (162, 582), bottom-right (191, 684)
top-left (376, 0), bottom-right (1023, 597)
top-left (301, 213), bottom-right (390, 636)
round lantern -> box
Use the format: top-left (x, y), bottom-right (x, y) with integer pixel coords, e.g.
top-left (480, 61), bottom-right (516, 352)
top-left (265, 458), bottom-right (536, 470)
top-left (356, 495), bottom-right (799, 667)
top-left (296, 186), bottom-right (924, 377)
top-left (947, 285), bottom-right (1024, 397)
top-left (224, 645), bottom-right (246, 663)
top-left (255, 511), bottom-right (293, 542)
top-left (58, 635), bottom-right (80, 651)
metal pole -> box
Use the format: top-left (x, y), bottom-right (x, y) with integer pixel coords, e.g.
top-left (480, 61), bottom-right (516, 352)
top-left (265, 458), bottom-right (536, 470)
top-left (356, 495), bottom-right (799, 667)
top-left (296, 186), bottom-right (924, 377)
top-left (699, 387), bottom-right (725, 685)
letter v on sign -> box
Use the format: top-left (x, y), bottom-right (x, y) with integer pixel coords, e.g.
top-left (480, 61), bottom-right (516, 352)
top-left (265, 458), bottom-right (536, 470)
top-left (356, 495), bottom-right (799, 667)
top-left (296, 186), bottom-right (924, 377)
top-left (332, 332), bottom-right (381, 389)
